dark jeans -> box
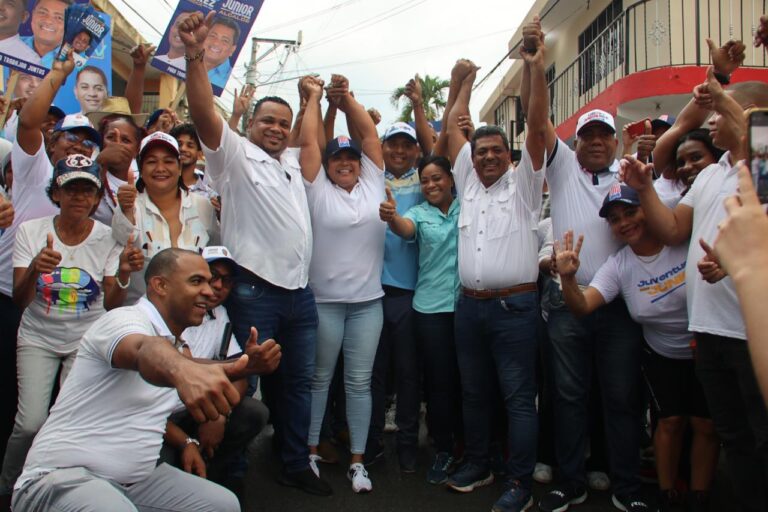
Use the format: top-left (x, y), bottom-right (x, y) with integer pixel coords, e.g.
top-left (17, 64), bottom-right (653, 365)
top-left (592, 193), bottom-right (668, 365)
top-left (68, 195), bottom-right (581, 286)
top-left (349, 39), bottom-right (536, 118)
top-left (368, 287), bottom-right (419, 452)
top-left (414, 311), bottom-right (462, 453)
top-left (0, 293), bottom-right (21, 463)
top-left (547, 289), bottom-right (643, 496)
top-left (159, 397), bottom-right (269, 480)
top-left (454, 291), bottom-right (539, 489)
top-left (227, 275), bottom-right (318, 473)
top-left (695, 333), bottom-right (768, 512)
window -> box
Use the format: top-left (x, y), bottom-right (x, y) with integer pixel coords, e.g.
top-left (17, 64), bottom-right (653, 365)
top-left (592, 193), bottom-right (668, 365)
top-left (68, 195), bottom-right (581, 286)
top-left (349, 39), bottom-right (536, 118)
top-left (578, 0), bottom-right (624, 93)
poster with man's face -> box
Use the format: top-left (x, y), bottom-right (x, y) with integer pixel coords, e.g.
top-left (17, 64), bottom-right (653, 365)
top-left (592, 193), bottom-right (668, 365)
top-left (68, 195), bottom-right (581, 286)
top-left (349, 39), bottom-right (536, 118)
top-left (1, 0), bottom-right (112, 115)
top-left (150, 0), bottom-right (264, 96)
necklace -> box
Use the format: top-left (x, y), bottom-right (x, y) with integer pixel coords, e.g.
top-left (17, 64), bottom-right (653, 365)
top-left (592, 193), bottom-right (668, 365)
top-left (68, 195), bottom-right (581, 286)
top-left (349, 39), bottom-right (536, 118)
top-left (636, 251), bottom-right (662, 264)
top-left (53, 216), bottom-right (93, 261)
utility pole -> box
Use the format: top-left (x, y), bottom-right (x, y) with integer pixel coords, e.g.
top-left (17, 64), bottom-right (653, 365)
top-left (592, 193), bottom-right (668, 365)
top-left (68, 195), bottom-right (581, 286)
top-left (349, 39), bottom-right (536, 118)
top-left (242, 33), bottom-right (302, 131)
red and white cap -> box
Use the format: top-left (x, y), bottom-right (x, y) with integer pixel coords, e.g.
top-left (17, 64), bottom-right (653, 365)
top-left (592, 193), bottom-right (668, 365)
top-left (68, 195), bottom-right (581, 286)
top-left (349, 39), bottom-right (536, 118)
top-left (139, 131), bottom-right (180, 161)
top-left (575, 109), bottom-right (616, 136)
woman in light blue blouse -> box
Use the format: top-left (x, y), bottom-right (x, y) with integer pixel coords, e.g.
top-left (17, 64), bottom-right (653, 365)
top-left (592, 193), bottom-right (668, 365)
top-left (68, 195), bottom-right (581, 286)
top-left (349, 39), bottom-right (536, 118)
top-left (379, 155), bottom-right (461, 485)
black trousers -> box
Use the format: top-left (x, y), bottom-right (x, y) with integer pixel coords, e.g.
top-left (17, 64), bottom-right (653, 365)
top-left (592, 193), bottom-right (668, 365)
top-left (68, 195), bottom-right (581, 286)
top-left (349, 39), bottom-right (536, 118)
top-left (0, 293), bottom-right (21, 463)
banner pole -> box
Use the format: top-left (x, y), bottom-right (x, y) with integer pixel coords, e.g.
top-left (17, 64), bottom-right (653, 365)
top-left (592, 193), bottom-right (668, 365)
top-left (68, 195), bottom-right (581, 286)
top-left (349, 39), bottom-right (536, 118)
top-left (0, 71), bottom-right (19, 130)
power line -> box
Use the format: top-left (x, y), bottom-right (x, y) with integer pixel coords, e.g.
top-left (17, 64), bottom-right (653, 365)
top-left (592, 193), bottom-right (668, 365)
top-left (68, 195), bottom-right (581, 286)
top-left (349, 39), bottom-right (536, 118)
top-left (113, 0), bottom-right (165, 37)
top-left (255, 0), bottom-right (363, 34)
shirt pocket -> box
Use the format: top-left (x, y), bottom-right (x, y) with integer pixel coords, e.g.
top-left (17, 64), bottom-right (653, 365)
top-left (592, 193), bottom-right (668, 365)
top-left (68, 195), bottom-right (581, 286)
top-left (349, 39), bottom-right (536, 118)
top-left (419, 219), bottom-right (445, 247)
top-left (487, 190), bottom-right (519, 240)
top-left (245, 148), bottom-right (282, 188)
top-left (457, 196), bottom-right (473, 239)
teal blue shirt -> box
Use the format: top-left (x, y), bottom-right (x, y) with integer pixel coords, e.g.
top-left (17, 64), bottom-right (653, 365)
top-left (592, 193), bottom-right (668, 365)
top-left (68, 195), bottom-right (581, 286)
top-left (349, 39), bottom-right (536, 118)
top-left (382, 168), bottom-right (422, 290)
top-left (404, 200), bottom-right (460, 313)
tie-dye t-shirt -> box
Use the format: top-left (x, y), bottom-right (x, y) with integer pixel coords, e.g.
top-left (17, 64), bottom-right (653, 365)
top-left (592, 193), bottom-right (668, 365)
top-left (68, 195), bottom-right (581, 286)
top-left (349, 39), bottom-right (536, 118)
top-left (13, 216), bottom-right (122, 354)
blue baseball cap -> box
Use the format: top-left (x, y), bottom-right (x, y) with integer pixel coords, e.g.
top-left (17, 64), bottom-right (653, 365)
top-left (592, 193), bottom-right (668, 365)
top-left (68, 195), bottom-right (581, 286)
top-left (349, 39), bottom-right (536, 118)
top-left (324, 136), bottom-right (362, 160)
top-left (54, 154), bottom-right (102, 189)
top-left (53, 114), bottom-right (101, 147)
top-left (599, 183), bottom-right (641, 218)
top-left (651, 114), bottom-right (676, 130)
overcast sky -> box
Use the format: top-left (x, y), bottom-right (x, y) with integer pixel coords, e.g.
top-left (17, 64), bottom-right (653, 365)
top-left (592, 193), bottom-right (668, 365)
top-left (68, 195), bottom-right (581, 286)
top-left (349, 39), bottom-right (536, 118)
top-left (112, 0), bottom-right (536, 132)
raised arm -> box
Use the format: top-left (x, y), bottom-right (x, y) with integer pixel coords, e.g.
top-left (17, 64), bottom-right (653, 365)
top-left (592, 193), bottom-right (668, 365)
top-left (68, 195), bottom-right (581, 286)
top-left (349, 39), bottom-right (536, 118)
top-left (433, 61), bottom-right (464, 158)
top-left (126, 44), bottom-right (155, 114)
top-left (334, 77), bottom-right (383, 168)
top-left (228, 84), bottom-right (255, 134)
top-left (521, 17), bottom-right (550, 170)
top-left (405, 74), bottom-right (434, 155)
top-left (445, 59), bottom-right (476, 165)
top-left (179, 12), bottom-right (223, 150)
top-left (554, 231), bottom-right (606, 316)
top-left (298, 76), bottom-right (324, 182)
top-left (620, 155), bottom-right (693, 246)
top-left (17, 52), bottom-right (75, 155)
top-left (523, 17), bottom-right (557, 159)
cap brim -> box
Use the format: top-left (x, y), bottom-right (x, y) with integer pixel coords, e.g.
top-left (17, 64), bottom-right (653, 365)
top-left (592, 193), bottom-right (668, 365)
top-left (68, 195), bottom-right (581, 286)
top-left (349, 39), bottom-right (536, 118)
top-left (598, 198), bottom-right (640, 218)
top-left (327, 147), bottom-right (362, 159)
top-left (577, 120), bottom-right (616, 136)
top-left (56, 172), bottom-right (102, 189)
top-left (48, 106), bottom-right (66, 119)
top-left (383, 131), bottom-right (417, 143)
top-left (140, 140), bottom-right (180, 161)
top-left (205, 256), bottom-right (239, 275)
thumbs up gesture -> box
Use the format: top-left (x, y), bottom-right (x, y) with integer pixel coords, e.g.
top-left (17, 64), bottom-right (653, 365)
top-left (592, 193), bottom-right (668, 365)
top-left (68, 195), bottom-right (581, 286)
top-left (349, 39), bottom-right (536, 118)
top-left (34, 234), bottom-right (62, 274)
top-left (379, 187), bottom-right (398, 222)
top-left (0, 195), bottom-right (14, 229)
top-left (117, 171), bottom-right (138, 215)
top-left (119, 234), bottom-right (144, 273)
top-left (635, 120), bottom-right (656, 164)
top-left (697, 238), bottom-right (726, 284)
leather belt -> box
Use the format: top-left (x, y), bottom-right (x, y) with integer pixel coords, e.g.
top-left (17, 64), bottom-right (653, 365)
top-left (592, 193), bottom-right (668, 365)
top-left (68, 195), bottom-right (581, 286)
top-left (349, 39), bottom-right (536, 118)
top-left (461, 282), bottom-right (538, 299)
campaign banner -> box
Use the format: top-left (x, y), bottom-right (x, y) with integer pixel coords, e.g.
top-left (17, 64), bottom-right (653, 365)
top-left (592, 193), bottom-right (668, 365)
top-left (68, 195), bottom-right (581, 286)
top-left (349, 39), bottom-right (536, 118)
top-left (57, 4), bottom-right (110, 70)
top-left (151, 0), bottom-right (264, 96)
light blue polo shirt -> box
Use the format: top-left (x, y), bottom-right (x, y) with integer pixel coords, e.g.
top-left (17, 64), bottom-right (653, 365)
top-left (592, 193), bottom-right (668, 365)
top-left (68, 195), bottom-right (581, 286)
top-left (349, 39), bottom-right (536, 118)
top-left (404, 199), bottom-right (460, 313)
top-left (382, 168), bottom-right (422, 290)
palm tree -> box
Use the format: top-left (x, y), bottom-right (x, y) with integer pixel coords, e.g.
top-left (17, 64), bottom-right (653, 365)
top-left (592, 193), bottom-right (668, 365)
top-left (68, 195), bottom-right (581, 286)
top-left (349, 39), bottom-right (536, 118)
top-left (390, 74), bottom-right (450, 122)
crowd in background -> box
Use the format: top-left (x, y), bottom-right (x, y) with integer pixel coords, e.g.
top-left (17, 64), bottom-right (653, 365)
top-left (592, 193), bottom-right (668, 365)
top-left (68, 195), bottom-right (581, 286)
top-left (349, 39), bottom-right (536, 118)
top-left (0, 8), bottom-right (767, 512)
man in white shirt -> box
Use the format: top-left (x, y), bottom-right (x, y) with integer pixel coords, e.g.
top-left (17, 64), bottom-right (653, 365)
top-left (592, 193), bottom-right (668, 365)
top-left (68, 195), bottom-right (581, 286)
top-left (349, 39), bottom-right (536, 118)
top-left (622, 68), bottom-right (768, 512)
top-left (438, 49), bottom-right (545, 511)
top-left (10, 248), bottom-right (281, 512)
top-left (524, 21), bottom-right (649, 512)
top-left (161, 247), bottom-right (268, 494)
top-left (180, 12), bottom-right (331, 496)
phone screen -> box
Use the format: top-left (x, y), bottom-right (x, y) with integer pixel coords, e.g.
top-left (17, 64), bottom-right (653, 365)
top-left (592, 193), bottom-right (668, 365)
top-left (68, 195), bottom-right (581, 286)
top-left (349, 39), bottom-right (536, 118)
top-left (749, 109), bottom-right (768, 203)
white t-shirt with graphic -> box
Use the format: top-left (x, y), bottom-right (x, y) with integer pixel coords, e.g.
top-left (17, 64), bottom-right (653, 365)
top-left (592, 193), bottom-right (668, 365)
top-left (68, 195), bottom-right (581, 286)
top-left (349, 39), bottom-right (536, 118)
top-left (13, 216), bottom-right (122, 354)
top-left (590, 243), bottom-right (692, 359)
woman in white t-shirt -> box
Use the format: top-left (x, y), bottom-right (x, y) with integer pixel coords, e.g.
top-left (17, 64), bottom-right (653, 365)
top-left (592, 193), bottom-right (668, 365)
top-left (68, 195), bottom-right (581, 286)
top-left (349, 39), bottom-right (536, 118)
top-left (298, 76), bottom-right (385, 493)
top-left (0, 155), bottom-right (142, 495)
top-left (553, 184), bottom-right (718, 509)
top-left (111, 132), bottom-right (219, 304)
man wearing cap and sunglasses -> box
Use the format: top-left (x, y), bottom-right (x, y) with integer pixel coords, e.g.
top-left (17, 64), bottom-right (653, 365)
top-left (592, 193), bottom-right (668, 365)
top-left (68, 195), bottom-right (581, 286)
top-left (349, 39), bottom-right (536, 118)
top-left (0, 51), bottom-right (100, 464)
top-left (524, 22), bottom-right (648, 512)
top-left (181, 12), bottom-right (330, 496)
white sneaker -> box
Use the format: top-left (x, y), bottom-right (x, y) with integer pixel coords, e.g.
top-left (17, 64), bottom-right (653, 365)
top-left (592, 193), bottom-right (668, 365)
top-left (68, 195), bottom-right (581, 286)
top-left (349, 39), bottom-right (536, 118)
top-left (383, 401), bottom-right (398, 433)
top-left (347, 462), bottom-right (372, 493)
top-left (533, 462), bottom-right (553, 484)
top-left (587, 470), bottom-right (611, 491)
top-left (309, 454), bottom-right (321, 478)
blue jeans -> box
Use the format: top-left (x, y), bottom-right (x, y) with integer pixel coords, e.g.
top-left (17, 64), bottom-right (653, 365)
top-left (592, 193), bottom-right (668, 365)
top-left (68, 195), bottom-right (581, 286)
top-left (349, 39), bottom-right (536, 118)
top-left (547, 286), bottom-right (643, 496)
top-left (309, 300), bottom-right (382, 454)
top-left (227, 275), bottom-right (318, 473)
top-left (454, 291), bottom-right (539, 488)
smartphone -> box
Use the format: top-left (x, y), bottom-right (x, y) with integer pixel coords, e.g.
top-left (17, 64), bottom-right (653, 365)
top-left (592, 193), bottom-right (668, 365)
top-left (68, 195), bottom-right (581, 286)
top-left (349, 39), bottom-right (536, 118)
top-left (626, 119), bottom-right (649, 138)
top-left (748, 108), bottom-right (768, 203)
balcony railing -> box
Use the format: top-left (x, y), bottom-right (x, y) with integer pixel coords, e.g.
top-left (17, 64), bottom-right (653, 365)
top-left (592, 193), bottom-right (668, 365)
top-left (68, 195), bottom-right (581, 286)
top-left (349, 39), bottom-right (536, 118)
top-left (499, 0), bottom-right (767, 146)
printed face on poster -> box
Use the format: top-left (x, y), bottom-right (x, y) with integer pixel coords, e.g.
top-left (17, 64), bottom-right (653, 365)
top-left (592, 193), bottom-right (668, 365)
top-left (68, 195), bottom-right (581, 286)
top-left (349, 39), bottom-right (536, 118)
top-left (0, 0), bottom-right (112, 115)
top-left (151, 0), bottom-right (264, 96)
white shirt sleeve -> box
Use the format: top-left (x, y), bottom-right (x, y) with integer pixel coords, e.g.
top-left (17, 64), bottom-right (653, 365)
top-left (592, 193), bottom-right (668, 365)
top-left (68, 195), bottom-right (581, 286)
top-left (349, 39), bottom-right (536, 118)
top-left (191, 194), bottom-right (220, 246)
top-left (516, 147), bottom-right (546, 213)
top-left (110, 204), bottom-right (139, 245)
top-left (453, 142), bottom-right (473, 195)
top-left (200, 116), bottom-right (242, 184)
top-left (537, 218), bottom-right (553, 263)
top-left (12, 138), bottom-right (51, 189)
top-left (12, 220), bottom-right (36, 268)
top-left (544, 138), bottom-right (575, 190)
top-left (86, 310), bottom-right (154, 365)
top-left (104, 239), bottom-right (122, 277)
top-left (588, 254), bottom-right (621, 304)
top-left (360, 153), bottom-right (385, 182)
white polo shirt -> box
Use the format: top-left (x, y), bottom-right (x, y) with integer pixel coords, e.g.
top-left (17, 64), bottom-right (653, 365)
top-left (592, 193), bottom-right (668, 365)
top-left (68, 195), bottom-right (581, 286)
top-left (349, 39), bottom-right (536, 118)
top-left (654, 175), bottom-right (686, 208)
top-left (0, 140), bottom-right (57, 297)
top-left (547, 138), bottom-right (622, 285)
top-left (305, 155), bottom-right (386, 303)
top-left (182, 305), bottom-right (242, 359)
top-left (201, 119), bottom-right (312, 290)
top-left (17, 298), bottom-right (184, 489)
top-left (454, 142), bottom-right (544, 289)
top-left (679, 152), bottom-right (745, 340)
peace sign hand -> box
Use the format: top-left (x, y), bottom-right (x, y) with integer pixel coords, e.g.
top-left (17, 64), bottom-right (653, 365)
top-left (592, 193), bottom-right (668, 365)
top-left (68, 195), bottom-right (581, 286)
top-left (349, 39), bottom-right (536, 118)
top-left (553, 230), bottom-right (584, 278)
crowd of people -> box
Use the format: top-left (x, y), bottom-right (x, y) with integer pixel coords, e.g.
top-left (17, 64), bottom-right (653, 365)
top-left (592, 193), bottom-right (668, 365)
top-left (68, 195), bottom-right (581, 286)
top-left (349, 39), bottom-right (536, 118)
top-left (0, 7), bottom-right (767, 512)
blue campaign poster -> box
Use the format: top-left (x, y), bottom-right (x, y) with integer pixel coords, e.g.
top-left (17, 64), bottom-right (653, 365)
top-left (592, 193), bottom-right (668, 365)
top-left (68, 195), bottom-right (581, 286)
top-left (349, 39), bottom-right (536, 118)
top-left (1, 1), bottom-right (112, 115)
top-left (151, 0), bottom-right (264, 96)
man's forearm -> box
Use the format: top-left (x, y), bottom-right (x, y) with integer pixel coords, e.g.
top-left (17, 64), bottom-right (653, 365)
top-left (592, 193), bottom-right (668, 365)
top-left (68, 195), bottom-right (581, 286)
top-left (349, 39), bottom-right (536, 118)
top-left (126, 65), bottom-right (146, 114)
top-left (560, 275), bottom-right (590, 316)
top-left (412, 100), bottom-right (434, 155)
top-left (135, 336), bottom-right (191, 389)
top-left (185, 56), bottom-right (221, 148)
top-left (433, 74), bottom-right (462, 157)
top-left (638, 188), bottom-right (685, 245)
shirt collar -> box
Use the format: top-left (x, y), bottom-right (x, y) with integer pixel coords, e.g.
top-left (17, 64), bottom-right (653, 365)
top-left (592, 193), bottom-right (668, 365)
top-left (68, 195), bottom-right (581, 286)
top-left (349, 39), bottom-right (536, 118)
top-left (385, 167), bottom-right (416, 181)
top-left (244, 141), bottom-right (299, 169)
top-left (137, 296), bottom-right (173, 339)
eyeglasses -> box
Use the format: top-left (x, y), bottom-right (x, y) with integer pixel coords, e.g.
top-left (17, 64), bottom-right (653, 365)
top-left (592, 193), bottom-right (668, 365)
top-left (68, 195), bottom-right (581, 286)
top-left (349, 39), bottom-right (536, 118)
top-left (60, 131), bottom-right (98, 150)
top-left (210, 272), bottom-right (234, 286)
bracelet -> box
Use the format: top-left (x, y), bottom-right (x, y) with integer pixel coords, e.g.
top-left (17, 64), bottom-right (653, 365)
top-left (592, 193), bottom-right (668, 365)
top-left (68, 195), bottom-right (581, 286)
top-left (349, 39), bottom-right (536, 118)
top-left (184, 437), bottom-right (200, 448)
top-left (116, 274), bottom-right (131, 289)
top-left (184, 49), bottom-right (205, 62)
top-left (713, 71), bottom-right (731, 85)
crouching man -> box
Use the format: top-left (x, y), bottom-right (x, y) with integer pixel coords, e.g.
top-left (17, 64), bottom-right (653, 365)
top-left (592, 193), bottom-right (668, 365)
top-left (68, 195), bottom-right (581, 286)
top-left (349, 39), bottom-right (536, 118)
top-left (11, 248), bottom-right (281, 512)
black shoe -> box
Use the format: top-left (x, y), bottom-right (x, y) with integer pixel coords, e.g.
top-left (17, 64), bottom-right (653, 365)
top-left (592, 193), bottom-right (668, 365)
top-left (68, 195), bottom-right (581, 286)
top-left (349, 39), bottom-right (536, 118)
top-left (612, 494), bottom-right (651, 512)
top-left (657, 489), bottom-right (682, 512)
top-left (277, 468), bottom-right (333, 496)
top-left (363, 439), bottom-right (385, 467)
top-left (398, 446), bottom-right (417, 473)
top-left (686, 491), bottom-right (710, 512)
top-left (538, 482), bottom-right (588, 512)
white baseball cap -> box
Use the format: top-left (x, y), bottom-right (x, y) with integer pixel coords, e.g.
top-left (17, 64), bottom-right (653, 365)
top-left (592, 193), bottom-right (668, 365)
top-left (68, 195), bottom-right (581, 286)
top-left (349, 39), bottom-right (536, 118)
top-left (202, 246), bottom-right (238, 274)
top-left (575, 109), bottom-right (616, 136)
top-left (139, 131), bottom-right (180, 161)
top-left (383, 122), bottom-right (418, 142)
